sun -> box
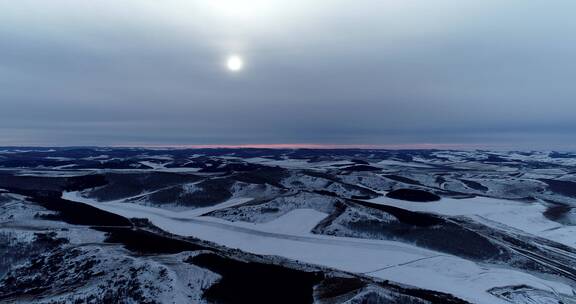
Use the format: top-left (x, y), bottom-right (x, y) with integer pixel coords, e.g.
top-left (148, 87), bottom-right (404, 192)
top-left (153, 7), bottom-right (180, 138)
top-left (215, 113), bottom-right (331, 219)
top-left (226, 55), bottom-right (244, 72)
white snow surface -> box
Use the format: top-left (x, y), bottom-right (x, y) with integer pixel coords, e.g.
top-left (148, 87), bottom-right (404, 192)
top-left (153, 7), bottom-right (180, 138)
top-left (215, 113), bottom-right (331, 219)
top-left (368, 194), bottom-right (576, 247)
top-left (231, 208), bottom-right (328, 235)
top-left (375, 159), bottom-right (432, 168)
top-left (63, 192), bottom-right (576, 304)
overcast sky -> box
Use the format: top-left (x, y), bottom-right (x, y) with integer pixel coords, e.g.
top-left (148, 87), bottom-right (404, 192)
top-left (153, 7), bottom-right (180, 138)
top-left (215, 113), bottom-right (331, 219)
top-left (1, 1), bottom-right (576, 149)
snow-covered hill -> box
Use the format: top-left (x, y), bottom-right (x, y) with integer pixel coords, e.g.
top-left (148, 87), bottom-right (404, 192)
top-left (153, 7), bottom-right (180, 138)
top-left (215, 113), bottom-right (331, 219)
top-left (3, 148), bottom-right (576, 303)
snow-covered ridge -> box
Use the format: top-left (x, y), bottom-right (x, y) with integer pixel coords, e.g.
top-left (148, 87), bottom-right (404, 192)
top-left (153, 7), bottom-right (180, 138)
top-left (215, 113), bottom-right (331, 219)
top-left (3, 148), bottom-right (576, 303)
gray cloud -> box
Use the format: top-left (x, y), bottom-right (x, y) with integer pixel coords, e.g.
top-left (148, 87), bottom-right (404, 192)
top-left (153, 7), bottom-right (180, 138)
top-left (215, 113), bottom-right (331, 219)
top-left (1, 0), bottom-right (576, 149)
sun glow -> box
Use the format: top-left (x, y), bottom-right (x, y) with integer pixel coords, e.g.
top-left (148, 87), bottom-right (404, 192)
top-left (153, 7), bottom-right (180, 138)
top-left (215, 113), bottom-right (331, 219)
top-left (226, 55), bottom-right (244, 72)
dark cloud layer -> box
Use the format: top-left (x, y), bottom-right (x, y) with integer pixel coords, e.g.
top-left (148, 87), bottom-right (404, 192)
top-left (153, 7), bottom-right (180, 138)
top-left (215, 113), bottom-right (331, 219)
top-left (1, 1), bottom-right (576, 149)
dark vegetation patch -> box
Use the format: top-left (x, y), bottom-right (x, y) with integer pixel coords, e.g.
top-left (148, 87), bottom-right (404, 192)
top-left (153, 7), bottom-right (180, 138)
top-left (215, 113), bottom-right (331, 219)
top-left (302, 170), bottom-right (337, 181)
top-left (327, 200), bottom-right (510, 261)
top-left (484, 154), bottom-right (508, 163)
top-left (165, 156), bottom-right (220, 169)
top-left (5, 188), bottom-right (132, 227)
top-left (0, 246), bottom-right (168, 303)
top-left (4, 183), bottom-right (208, 255)
top-left (383, 175), bottom-right (422, 185)
top-left (0, 147), bottom-right (166, 169)
top-left (72, 160), bottom-right (153, 169)
top-left (37, 195), bottom-right (132, 227)
top-left (319, 163), bottom-right (353, 167)
top-left (543, 203), bottom-right (573, 224)
top-left (549, 152), bottom-right (576, 159)
top-left (0, 174), bottom-right (67, 191)
top-left (62, 174), bottom-right (108, 191)
top-left (313, 277), bottom-right (365, 300)
top-left (435, 176), bottom-right (446, 185)
top-left (487, 285), bottom-right (563, 303)
top-left (232, 166), bottom-right (288, 187)
top-left (147, 178), bottom-right (234, 207)
top-left (0, 231), bottom-right (68, 277)
top-left (87, 172), bottom-right (202, 201)
top-left (165, 159), bottom-right (203, 168)
top-left (351, 195), bottom-right (373, 200)
top-left (313, 190), bottom-right (338, 197)
top-left (341, 165), bottom-right (381, 172)
top-left (437, 192), bottom-right (476, 199)
top-left (386, 189), bottom-right (441, 202)
top-left (1, 248), bottom-right (89, 299)
top-left (6, 147), bottom-right (139, 160)
top-left (540, 179), bottom-right (576, 198)
top-left (188, 253), bottom-right (324, 304)
top-left (260, 207), bottom-right (280, 213)
top-left (311, 201), bottom-right (348, 233)
top-left (199, 162), bottom-right (267, 173)
top-left (389, 285), bottom-right (470, 304)
top-left (0, 173), bottom-right (107, 192)
top-left (449, 217), bottom-right (576, 281)
top-left (352, 200), bottom-right (443, 227)
top-left (0, 159), bottom-right (74, 168)
top-left (459, 179), bottom-right (488, 192)
top-left (94, 227), bottom-right (207, 254)
top-left (302, 170), bottom-right (380, 198)
top-left (392, 153), bottom-right (414, 162)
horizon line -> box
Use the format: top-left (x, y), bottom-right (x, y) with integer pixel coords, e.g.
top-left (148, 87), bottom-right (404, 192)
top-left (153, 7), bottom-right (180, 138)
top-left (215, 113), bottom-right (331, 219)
top-left (114, 143), bottom-right (487, 150)
top-left (0, 143), bottom-right (496, 150)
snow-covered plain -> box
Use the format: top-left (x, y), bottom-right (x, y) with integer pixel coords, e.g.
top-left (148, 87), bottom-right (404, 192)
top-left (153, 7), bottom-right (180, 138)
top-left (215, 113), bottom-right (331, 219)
top-left (64, 192), bottom-right (575, 304)
top-left (6, 148), bottom-right (576, 303)
top-left (368, 194), bottom-right (576, 247)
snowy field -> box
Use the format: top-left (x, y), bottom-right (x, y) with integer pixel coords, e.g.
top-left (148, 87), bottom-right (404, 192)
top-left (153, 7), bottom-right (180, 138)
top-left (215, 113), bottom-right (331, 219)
top-left (4, 148), bottom-right (576, 303)
top-left (64, 191), bottom-right (575, 303)
top-left (369, 194), bottom-right (576, 247)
